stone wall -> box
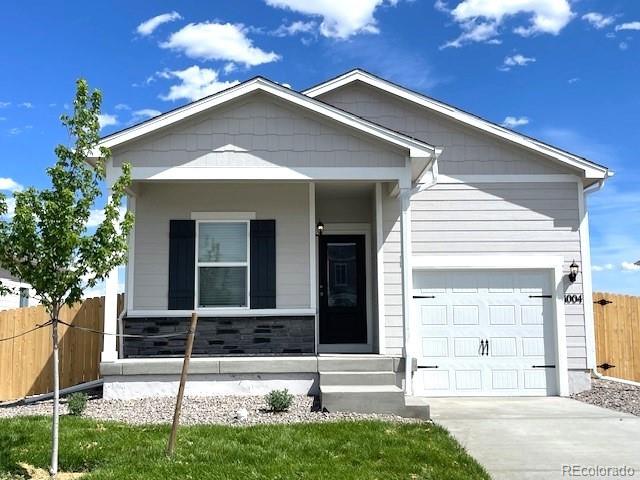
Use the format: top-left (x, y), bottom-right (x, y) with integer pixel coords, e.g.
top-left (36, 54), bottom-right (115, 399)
top-left (123, 316), bottom-right (315, 357)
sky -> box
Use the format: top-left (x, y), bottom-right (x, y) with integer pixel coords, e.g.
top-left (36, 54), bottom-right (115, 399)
top-left (0, 0), bottom-right (639, 295)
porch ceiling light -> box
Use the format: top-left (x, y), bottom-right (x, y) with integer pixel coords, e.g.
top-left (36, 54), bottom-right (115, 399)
top-left (316, 221), bottom-right (324, 236)
top-left (568, 260), bottom-right (579, 283)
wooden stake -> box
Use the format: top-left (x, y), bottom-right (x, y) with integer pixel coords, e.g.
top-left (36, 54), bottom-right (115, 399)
top-left (167, 312), bottom-right (198, 456)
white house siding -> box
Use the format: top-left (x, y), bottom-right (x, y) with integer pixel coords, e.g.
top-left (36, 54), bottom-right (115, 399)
top-left (381, 192), bottom-right (403, 356)
top-left (111, 92), bottom-right (405, 171)
top-left (317, 83), bottom-right (567, 175)
top-left (319, 84), bottom-right (589, 369)
top-left (132, 182), bottom-right (310, 310)
top-left (0, 277), bottom-right (33, 311)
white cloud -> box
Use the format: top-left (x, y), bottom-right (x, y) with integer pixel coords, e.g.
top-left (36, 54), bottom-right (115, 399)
top-left (434, 0), bottom-right (449, 13)
top-left (619, 41), bottom-right (629, 51)
top-left (441, 0), bottom-right (573, 47)
top-left (621, 261), bottom-right (640, 272)
top-left (97, 113), bottom-right (118, 130)
top-left (582, 12), bottom-right (615, 30)
top-left (499, 53), bottom-right (536, 70)
top-left (264, 0), bottom-right (399, 39)
top-left (7, 125), bottom-right (32, 136)
top-left (161, 22), bottom-right (280, 66)
top-left (136, 11), bottom-right (182, 36)
top-left (0, 177), bottom-right (23, 192)
top-left (616, 21), bottom-right (640, 32)
top-left (592, 264), bottom-right (614, 272)
top-left (159, 66), bottom-right (240, 102)
top-left (0, 101), bottom-right (10, 108)
top-left (114, 103), bottom-right (131, 111)
top-left (86, 206), bottom-right (127, 228)
top-left (568, 77), bottom-right (580, 84)
top-left (273, 20), bottom-right (317, 37)
top-left (1, 197), bottom-right (16, 219)
top-left (18, 102), bottom-right (33, 109)
top-left (501, 116), bottom-right (529, 128)
top-left (130, 108), bottom-right (162, 123)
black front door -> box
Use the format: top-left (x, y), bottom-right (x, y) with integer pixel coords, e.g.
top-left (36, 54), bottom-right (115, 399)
top-left (319, 235), bottom-right (367, 344)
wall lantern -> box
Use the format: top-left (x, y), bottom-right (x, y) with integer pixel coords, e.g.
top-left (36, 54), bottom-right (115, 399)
top-left (568, 260), bottom-right (579, 283)
top-left (316, 221), bottom-right (325, 236)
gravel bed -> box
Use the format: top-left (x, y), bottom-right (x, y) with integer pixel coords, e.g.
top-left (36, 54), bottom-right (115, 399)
top-left (572, 378), bottom-right (640, 416)
top-left (0, 395), bottom-right (420, 426)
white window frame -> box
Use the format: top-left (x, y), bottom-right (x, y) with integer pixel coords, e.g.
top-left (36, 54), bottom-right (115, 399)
top-left (193, 214), bottom-right (253, 310)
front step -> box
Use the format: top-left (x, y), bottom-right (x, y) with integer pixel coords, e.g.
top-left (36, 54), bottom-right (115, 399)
top-left (317, 356), bottom-right (395, 372)
top-left (320, 371), bottom-right (398, 387)
top-left (320, 385), bottom-right (406, 415)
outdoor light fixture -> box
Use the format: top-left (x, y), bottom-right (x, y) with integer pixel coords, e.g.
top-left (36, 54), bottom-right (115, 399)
top-left (569, 260), bottom-right (579, 283)
top-left (316, 221), bottom-right (324, 236)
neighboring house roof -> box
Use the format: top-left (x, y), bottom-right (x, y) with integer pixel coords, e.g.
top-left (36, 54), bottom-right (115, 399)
top-left (303, 69), bottom-right (611, 181)
top-left (0, 268), bottom-right (21, 283)
top-left (94, 76), bottom-right (438, 162)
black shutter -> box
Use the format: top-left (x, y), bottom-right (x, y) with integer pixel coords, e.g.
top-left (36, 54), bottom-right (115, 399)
top-left (250, 219), bottom-right (276, 309)
top-left (168, 220), bottom-right (196, 310)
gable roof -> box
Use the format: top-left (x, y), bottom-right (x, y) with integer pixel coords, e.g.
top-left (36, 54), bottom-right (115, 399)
top-left (95, 76), bottom-right (438, 161)
top-left (304, 69), bottom-right (611, 180)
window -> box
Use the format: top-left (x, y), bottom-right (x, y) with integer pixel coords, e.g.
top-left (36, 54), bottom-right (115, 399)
top-left (19, 287), bottom-right (29, 308)
top-left (196, 221), bottom-right (249, 308)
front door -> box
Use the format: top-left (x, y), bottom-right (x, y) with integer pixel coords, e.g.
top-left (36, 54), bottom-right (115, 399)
top-left (319, 235), bottom-right (367, 345)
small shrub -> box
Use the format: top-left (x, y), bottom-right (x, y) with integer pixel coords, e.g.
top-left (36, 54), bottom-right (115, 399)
top-left (265, 389), bottom-right (294, 412)
top-left (67, 392), bottom-right (88, 416)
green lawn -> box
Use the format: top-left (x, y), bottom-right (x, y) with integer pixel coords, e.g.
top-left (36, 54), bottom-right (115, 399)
top-left (0, 416), bottom-right (489, 479)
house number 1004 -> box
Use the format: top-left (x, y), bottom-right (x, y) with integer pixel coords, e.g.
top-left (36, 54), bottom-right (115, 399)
top-left (564, 294), bottom-right (583, 304)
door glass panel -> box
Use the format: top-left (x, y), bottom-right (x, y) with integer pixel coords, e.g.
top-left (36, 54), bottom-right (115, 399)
top-left (327, 242), bottom-right (357, 307)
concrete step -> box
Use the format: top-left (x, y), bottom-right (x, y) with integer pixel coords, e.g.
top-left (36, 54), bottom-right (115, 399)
top-left (320, 385), bottom-right (406, 415)
top-left (317, 356), bottom-right (396, 373)
top-left (320, 371), bottom-right (398, 387)
top-left (403, 396), bottom-right (431, 420)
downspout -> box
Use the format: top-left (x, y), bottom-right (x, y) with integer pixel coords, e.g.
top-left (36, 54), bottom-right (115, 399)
top-left (583, 174), bottom-right (610, 381)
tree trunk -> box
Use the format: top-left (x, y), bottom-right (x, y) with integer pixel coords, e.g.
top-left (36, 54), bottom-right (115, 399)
top-left (50, 313), bottom-right (60, 479)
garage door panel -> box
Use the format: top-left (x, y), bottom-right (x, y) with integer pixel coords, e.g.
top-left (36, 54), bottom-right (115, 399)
top-left (491, 370), bottom-right (519, 390)
top-left (422, 337), bottom-right (449, 357)
top-left (452, 305), bottom-right (480, 325)
top-left (414, 269), bottom-right (557, 397)
top-left (421, 305), bottom-right (447, 325)
top-left (489, 305), bottom-right (517, 325)
top-left (454, 337), bottom-right (482, 357)
top-left (490, 337), bottom-right (518, 357)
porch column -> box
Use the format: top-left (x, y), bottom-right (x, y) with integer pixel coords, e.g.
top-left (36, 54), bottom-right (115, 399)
top-left (399, 186), bottom-right (413, 395)
top-left (101, 266), bottom-right (119, 362)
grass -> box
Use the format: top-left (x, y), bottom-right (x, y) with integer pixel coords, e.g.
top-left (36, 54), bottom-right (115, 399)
top-left (0, 416), bottom-right (489, 479)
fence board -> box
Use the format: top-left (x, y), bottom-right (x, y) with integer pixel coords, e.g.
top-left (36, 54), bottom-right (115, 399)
top-left (594, 292), bottom-right (640, 383)
top-left (0, 294), bottom-right (123, 401)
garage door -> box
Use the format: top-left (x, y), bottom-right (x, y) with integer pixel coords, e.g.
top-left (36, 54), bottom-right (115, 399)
top-left (413, 270), bottom-right (558, 396)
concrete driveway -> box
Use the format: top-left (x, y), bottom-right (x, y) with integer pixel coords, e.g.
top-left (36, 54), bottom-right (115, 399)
top-left (428, 397), bottom-right (640, 480)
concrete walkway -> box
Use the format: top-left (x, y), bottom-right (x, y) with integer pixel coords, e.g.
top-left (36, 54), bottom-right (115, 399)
top-left (428, 397), bottom-right (640, 480)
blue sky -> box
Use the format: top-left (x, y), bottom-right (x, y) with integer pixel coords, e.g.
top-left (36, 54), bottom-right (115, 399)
top-left (1, 0), bottom-right (639, 294)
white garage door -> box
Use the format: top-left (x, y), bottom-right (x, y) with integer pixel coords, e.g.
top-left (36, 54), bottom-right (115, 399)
top-left (413, 270), bottom-right (558, 396)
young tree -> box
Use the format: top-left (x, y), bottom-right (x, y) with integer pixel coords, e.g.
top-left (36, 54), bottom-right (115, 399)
top-left (0, 79), bottom-right (133, 478)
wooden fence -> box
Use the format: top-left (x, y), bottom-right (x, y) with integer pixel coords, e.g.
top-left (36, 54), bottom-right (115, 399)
top-left (594, 292), bottom-right (640, 383)
top-left (0, 294), bottom-right (123, 402)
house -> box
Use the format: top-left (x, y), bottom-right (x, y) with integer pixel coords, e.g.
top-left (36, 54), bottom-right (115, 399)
top-left (95, 69), bottom-right (610, 413)
top-left (0, 268), bottom-right (34, 311)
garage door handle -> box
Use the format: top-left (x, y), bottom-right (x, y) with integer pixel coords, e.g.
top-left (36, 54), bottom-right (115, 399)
top-left (531, 365), bottom-right (556, 368)
top-left (417, 365), bottom-right (439, 369)
top-left (413, 295), bottom-right (435, 299)
top-left (529, 295), bottom-right (552, 298)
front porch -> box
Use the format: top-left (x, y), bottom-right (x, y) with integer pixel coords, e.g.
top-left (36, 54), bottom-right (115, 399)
top-left (99, 354), bottom-right (426, 417)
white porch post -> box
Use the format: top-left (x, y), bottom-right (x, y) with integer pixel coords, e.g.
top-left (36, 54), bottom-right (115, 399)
top-left (399, 185), bottom-right (413, 395)
top-left (309, 182), bottom-right (318, 353)
top-left (101, 266), bottom-right (119, 362)
top-left (375, 183), bottom-right (386, 354)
